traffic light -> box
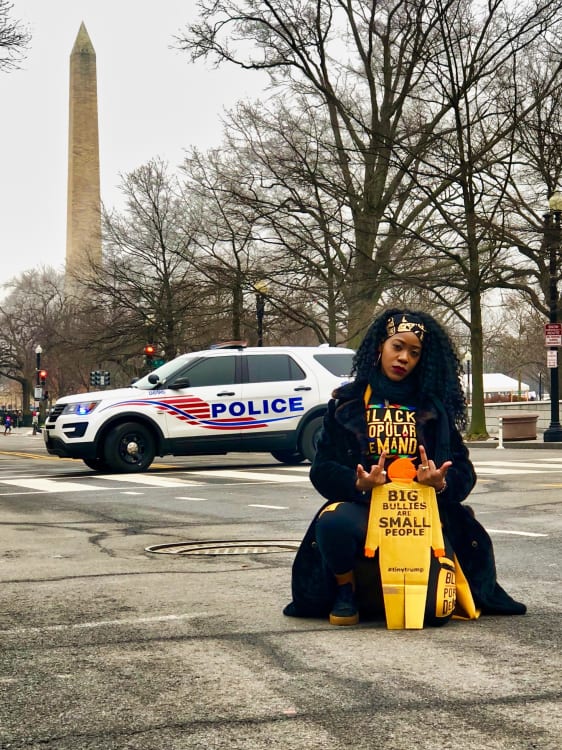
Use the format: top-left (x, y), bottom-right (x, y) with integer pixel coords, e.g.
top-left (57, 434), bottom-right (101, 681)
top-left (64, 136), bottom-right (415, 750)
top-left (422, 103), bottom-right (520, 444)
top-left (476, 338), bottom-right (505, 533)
top-left (39, 369), bottom-right (48, 385)
top-left (144, 344), bottom-right (155, 368)
top-left (89, 370), bottom-right (111, 388)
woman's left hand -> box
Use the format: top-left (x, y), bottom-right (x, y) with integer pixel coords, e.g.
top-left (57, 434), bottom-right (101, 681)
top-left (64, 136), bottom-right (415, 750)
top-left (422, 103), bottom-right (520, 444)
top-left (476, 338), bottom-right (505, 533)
top-left (416, 445), bottom-right (451, 492)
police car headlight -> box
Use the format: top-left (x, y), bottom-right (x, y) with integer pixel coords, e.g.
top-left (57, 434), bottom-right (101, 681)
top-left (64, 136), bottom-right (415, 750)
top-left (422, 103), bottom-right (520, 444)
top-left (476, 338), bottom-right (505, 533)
top-left (61, 401), bottom-right (100, 416)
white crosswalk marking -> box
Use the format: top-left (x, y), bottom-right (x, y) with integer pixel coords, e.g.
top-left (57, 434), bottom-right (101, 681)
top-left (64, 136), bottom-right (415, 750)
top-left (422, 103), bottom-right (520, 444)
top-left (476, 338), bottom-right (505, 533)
top-left (96, 474), bottom-right (204, 487)
top-left (487, 529), bottom-right (547, 537)
top-left (185, 469), bottom-right (308, 483)
top-left (0, 478), bottom-right (107, 493)
top-left (475, 460), bottom-right (562, 468)
top-left (474, 466), bottom-right (544, 475)
top-left (473, 459), bottom-right (562, 475)
top-left (0, 456), bottom-right (562, 494)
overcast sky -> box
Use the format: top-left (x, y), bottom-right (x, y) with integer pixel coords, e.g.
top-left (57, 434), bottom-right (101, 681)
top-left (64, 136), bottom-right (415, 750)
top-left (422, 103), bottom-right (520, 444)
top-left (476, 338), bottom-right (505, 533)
top-left (1, 0), bottom-right (266, 286)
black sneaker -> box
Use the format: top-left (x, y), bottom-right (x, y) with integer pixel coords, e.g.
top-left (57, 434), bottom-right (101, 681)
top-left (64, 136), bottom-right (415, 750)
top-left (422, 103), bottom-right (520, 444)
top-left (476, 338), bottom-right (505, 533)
top-left (329, 582), bottom-right (359, 626)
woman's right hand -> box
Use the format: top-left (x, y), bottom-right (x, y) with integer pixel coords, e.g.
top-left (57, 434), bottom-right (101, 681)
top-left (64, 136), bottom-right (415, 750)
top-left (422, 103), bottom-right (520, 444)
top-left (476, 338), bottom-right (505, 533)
top-left (355, 452), bottom-right (388, 491)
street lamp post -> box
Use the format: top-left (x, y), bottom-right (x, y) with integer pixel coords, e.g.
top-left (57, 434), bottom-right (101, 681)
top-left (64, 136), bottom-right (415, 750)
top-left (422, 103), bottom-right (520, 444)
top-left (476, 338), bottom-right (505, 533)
top-left (34, 345), bottom-right (43, 421)
top-left (35, 345), bottom-right (42, 389)
top-left (254, 281), bottom-right (268, 347)
top-left (465, 357), bottom-right (472, 404)
top-left (543, 191), bottom-right (562, 442)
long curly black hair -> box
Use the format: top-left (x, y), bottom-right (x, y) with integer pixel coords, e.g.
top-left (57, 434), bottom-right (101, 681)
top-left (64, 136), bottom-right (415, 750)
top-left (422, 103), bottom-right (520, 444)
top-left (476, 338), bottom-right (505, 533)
top-left (352, 307), bottom-right (468, 430)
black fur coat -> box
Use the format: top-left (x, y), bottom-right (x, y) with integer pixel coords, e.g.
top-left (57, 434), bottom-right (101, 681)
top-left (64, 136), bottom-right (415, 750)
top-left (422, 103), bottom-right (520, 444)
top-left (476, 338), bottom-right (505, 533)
top-left (284, 381), bottom-right (526, 618)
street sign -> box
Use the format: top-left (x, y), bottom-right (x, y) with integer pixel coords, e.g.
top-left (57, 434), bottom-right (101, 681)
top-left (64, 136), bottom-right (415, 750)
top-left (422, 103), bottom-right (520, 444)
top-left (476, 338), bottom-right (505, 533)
top-left (545, 323), bottom-right (562, 347)
top-left (547, 350), bottom-right (558, 368)
top-left (34, 386), bottom-right (43, 400)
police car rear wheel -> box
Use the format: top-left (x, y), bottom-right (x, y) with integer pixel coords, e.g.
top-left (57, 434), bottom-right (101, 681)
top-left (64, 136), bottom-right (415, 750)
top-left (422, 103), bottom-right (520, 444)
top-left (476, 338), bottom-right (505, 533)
top-left (300, 416), bottom-right (324, 463)
top-left (104, 422), bottom-right (155, 473)
top-left (270, 449), bottom-right (306, 465)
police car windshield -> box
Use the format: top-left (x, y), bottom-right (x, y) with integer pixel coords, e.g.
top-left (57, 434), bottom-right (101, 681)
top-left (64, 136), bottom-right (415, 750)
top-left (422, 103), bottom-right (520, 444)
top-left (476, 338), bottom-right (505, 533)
top-left (132, 354), bottom-right (195, 389)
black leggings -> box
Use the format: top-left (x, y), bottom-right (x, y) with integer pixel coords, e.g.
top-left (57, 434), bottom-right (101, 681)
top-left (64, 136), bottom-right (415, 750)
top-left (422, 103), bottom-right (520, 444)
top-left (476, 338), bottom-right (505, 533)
top-left (315, 500), bottom-right (368, 575)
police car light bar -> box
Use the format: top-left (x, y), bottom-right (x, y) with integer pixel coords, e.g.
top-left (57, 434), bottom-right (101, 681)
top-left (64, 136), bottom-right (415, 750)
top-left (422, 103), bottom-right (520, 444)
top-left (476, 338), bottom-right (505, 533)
top-left (209, 340), bottom-right (248, 349)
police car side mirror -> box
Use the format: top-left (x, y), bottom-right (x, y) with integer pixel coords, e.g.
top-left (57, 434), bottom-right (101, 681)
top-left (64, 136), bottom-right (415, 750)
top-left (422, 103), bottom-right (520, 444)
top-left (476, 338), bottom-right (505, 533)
top-left (168, 378), bottom-right (191, 389)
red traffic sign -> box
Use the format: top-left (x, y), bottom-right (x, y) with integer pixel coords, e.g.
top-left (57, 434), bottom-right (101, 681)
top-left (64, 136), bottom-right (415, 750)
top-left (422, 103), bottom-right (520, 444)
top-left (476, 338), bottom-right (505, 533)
top-left (545, 323), bottom-right (562, 347)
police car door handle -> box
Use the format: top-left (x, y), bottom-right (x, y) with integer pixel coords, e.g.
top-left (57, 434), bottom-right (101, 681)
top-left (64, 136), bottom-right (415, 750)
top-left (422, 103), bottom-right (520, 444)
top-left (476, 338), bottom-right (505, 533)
top-left (294, 386), bottom-right (312, 391)
top-left (217, 390), bottom-right (235, 396)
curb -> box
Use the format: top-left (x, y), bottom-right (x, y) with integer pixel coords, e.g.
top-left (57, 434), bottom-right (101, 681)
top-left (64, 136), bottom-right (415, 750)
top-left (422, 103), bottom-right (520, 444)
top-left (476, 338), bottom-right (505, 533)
top-left (467, 438), bottom-right (562, 450)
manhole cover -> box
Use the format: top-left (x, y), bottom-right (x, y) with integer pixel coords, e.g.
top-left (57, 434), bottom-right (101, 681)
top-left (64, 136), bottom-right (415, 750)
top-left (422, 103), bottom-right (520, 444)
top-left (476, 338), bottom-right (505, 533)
top-left (145, 540), bottom-right (300, 556)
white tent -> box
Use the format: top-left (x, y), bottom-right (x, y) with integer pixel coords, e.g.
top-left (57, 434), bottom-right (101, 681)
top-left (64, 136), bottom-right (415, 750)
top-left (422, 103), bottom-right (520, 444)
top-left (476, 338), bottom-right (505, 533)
top-left (463, 373), bottom-right (530, 397)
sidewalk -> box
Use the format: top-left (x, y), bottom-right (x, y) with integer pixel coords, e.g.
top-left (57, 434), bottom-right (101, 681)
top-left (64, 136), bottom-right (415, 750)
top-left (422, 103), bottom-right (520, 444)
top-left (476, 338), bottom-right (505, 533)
top-left (0, 426), bottom-right (43, 437)
top-left (468, 431), bottom-right (562, 450)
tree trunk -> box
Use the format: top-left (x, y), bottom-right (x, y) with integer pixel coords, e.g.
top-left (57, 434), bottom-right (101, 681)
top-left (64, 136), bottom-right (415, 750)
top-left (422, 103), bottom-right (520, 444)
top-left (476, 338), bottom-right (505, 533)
top-left (346, 215), bottom-right (384, 346)
top-left (232, 276), bottom-right (243, 340)
top-left (467, 299), bottom-right (488, 438)
top-left (22, 379), bottom-right (31, 416)
top-left (465, 207), bottom-right (488, 439)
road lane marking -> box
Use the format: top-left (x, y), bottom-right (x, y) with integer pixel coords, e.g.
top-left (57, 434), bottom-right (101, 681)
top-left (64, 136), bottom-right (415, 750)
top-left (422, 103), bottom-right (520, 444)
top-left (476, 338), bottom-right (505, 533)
top-left (95, 474), bottom-right (204, 487)
top-left (248, 503), bottom-right (289, 509)
top-left (487, 529), bottom-right (547, 537)
top-left (474, 467), bottom-right (544, 475)
top-left (0, 490), bottom-right (48, 496)
top-left (0, 478), bottom-right (107, 492)
top-left (475, 460), bottom-right (562, 469)
top-left (185, 469), bottom-right (308, 483)
top-left (0, 612), bottom-right (210, 636)
top-left (0, 450), bottom-right (69, 461)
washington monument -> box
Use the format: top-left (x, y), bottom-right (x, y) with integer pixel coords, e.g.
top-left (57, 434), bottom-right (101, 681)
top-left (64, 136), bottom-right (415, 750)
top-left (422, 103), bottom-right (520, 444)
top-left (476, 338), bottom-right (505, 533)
top-left (66, 22), bottom-right (102, 281)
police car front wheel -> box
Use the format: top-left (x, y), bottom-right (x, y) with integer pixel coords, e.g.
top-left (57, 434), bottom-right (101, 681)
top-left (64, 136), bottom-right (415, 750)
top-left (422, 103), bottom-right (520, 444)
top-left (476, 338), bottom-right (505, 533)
top-left (83, 457), bottom-right (112, 472)
top-left (103, 422), bottom-right (155, 473)
top-left (271, 449), bottom-right (306, 465)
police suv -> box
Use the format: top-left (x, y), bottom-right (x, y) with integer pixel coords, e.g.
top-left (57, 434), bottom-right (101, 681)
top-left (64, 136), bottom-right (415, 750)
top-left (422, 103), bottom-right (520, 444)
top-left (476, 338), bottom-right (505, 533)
top-left (44, 344), bottom-right (354, 473)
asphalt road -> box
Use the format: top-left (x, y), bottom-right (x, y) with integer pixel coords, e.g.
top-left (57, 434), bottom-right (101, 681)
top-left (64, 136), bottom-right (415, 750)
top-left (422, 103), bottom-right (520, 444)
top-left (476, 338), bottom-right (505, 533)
top-left (0, 432), bottom-right (560, 750)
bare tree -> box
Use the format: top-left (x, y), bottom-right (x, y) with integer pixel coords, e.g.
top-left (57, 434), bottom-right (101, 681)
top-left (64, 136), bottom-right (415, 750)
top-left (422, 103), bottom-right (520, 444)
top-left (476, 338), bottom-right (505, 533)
top-left (182, 147), bottom-right (266, 343)
top-left (79, 158), bottom-right (215, 362)
top-left (497, 52), bottom-right (562, 313)
top-left (183, 101), bottom-right (359, 344)
top-left (487, 51), bottom-right (562, 402)
top-left (0, 0), bottom-right (30, 72)
top-left (179, 0), bottom-right (562, 366)
top-left (179, 1), bottom-right (466, 341)
top-left (376, 2), bottom-right (562, 437)
top-left (484, 294), bottom-right (548, 396)
top-left (0, 269), bottom-right (67, 414)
